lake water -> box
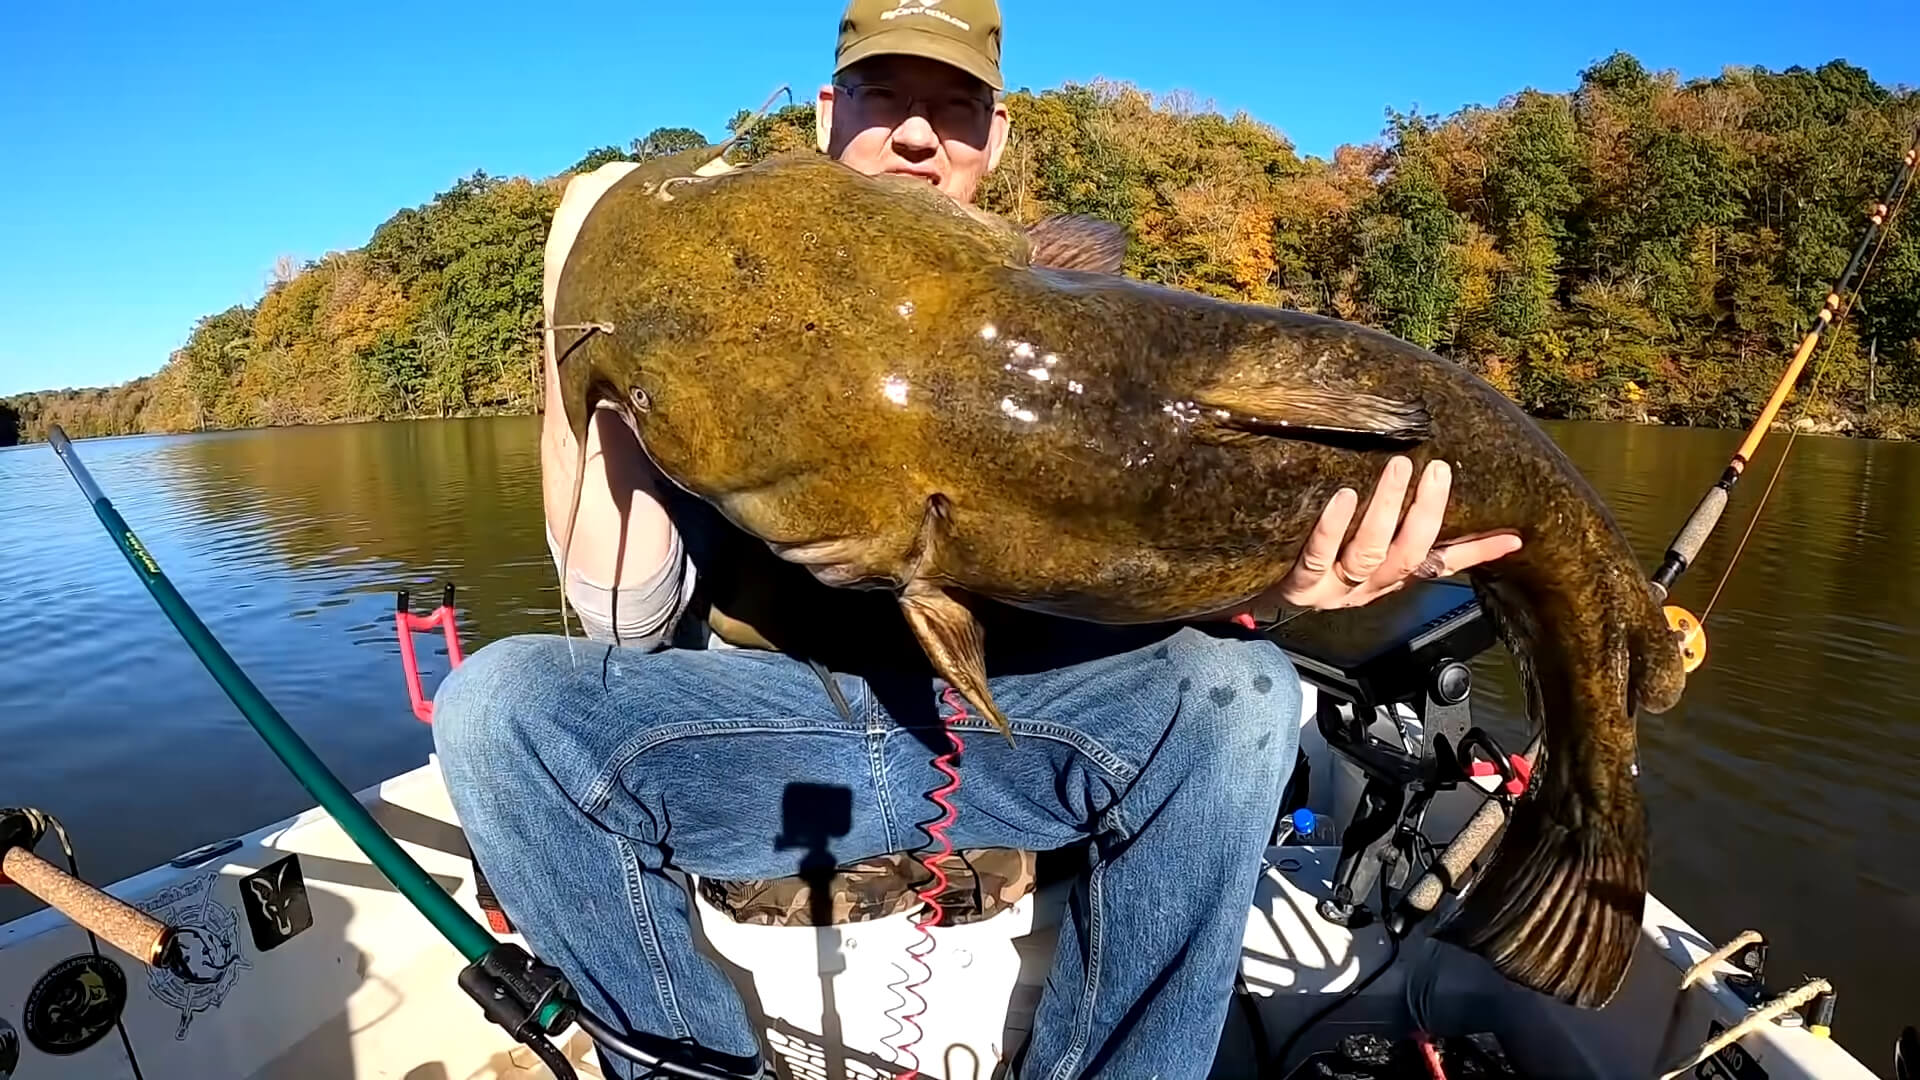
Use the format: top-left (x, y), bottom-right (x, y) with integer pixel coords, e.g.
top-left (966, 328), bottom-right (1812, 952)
top-left (2, 416), bottom-right (1915, 1073)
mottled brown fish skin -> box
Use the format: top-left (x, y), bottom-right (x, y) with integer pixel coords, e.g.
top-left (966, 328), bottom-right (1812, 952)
top-left (550, 149), bottom-right (1688, 1009)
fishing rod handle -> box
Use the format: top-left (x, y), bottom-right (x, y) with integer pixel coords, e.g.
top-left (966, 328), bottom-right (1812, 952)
top-left (1651, 479), bottom-right (1734, 596)
top-left (1402, 791), bottom-right (1508, 915)
top-left (0, 846), bottom-right (177, 969)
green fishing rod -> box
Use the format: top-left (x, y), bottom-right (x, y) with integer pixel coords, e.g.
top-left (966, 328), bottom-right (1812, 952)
top-left (44, 425), bottom-right (762, 1080)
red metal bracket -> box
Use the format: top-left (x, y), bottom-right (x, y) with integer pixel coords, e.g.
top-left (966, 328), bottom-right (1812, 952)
top-left (1467, 753), bottom-right (1532, 796)
top-left (396, 583), bottom-right (464, 723)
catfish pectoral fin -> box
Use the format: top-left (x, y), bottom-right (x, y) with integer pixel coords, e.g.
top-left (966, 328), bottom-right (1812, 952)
top-left (898, 583), bottom-right (1014, 745)
top-left (1189, 380), bottom-right (1431, 447)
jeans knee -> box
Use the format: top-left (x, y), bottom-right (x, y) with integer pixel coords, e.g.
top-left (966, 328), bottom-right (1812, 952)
top-left (1165, 628), bottom-right (1303, 781)
top-left (431, 635), bottom-right (557, 784)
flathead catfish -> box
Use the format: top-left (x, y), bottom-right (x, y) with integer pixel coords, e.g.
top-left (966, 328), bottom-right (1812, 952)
top-left (547, 146), bottom-right (1688, 1008)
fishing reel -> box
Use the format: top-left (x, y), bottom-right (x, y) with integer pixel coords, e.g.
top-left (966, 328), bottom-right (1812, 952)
top-left (1267, 581), bottom-right (1507, 930)
top-left (1665, 604), bottom-right (1707, 673)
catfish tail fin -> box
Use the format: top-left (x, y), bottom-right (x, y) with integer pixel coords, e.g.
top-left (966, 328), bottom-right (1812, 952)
top-left (1435, 571), bottom-right (1654, 1008)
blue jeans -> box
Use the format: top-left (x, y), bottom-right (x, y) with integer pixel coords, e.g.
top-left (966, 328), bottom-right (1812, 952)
top-left (432, 624), bottom-right (1300, 1079)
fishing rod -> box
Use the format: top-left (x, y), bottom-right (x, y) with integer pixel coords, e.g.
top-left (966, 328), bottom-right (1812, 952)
top-left (41, 425), bottom-right (763, 1080)
top-left (1649, 122), bottom-right (1920, 670)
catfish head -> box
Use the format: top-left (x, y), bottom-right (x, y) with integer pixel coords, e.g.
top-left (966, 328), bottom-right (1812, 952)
top-left (550, 140), bottom-right (739, 453)
top-left (550, 83), bottom-right (797, 457)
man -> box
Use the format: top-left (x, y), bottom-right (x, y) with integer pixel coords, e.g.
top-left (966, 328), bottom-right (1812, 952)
top-left (433, 2), bottom-right (1522, 1077)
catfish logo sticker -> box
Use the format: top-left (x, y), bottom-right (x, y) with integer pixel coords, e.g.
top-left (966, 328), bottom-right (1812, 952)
top-left (22, 953), bottom-right (127, 1056)
top-left (139, 871), bottom-right (252, 1039)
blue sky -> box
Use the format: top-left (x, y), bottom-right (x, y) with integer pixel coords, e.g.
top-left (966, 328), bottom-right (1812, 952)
top-left (2, 1), bottom-right (1915, 397)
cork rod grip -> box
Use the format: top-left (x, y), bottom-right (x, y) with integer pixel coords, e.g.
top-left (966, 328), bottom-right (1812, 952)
top-left (1403, 735), bottom-right (1545, 916)
top-left (1403, 794), bottom-right (1510, 913)
top-left (1, 846), bottom-right (174, 967)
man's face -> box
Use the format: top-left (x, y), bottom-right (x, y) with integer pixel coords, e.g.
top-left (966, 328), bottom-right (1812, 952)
top-left (819, 54), bottom-right (1009, 204)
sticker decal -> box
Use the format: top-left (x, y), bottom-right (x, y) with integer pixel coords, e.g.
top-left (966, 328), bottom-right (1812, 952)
top-left (0, 1016), bottom-right (19, 1076)
top-left (139, 871), bottom-right (252, 1039)
top-left (1695, 1020), bottom-right (1769, 1079)
top-left (241, 853), bottom-right (312, 952)
top-left (22, 953), bottom-right (126, 1056)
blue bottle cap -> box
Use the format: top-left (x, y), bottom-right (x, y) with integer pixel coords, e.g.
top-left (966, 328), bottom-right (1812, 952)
top-left (1291, 808), bottom-right (1316, 834)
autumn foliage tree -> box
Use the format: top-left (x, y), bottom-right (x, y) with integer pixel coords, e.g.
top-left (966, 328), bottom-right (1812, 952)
top-left (10, 53), bottom-right (1918, 443)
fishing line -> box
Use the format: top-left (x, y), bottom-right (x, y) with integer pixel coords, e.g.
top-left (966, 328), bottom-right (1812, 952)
top-left (1699, 165), bottom-right (1915, 623)
top-left (1235, 968), bottom-right (1274, 1068)
top-left (1267, 871), bottom-right (1401, 1074)
top-left (543, 319), bottom-right (616, 667)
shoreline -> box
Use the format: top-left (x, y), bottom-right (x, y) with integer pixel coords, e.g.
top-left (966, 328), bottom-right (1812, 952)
top-left (6, 400), bottom-right (1915, 448)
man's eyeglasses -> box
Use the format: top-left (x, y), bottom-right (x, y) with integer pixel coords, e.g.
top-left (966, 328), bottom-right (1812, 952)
top-left (834, 82), bottom-right (993, 133)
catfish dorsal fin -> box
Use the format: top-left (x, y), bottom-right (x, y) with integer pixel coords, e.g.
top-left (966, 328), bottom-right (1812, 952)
top-left (1025, 214), bottom-right (1127, 274)
top-left (1188, 377), bottom-right (1431, 449)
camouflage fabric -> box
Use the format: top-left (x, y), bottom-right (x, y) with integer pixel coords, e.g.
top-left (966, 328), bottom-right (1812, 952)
top-left (699, 848), bottom-right (1036, 928)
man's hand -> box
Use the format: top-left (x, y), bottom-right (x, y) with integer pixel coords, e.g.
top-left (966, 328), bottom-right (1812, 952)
top-left (1274, 456), bottom-right (1522, 611)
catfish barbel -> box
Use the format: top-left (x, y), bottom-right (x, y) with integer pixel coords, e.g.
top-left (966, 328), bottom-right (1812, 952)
top-left (547, 144), bottom-right (1690, 1010)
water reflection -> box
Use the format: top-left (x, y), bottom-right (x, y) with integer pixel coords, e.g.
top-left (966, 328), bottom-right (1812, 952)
top-left (153, 419), bottom-right (557, 638)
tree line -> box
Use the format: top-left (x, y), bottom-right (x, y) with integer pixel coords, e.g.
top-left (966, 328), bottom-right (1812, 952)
top-left (5, 52), bottom-right (1916, 448)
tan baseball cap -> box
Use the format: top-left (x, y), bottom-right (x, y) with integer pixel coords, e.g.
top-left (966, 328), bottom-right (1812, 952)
top-left (834, 0), bottom-right (1004, 91)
